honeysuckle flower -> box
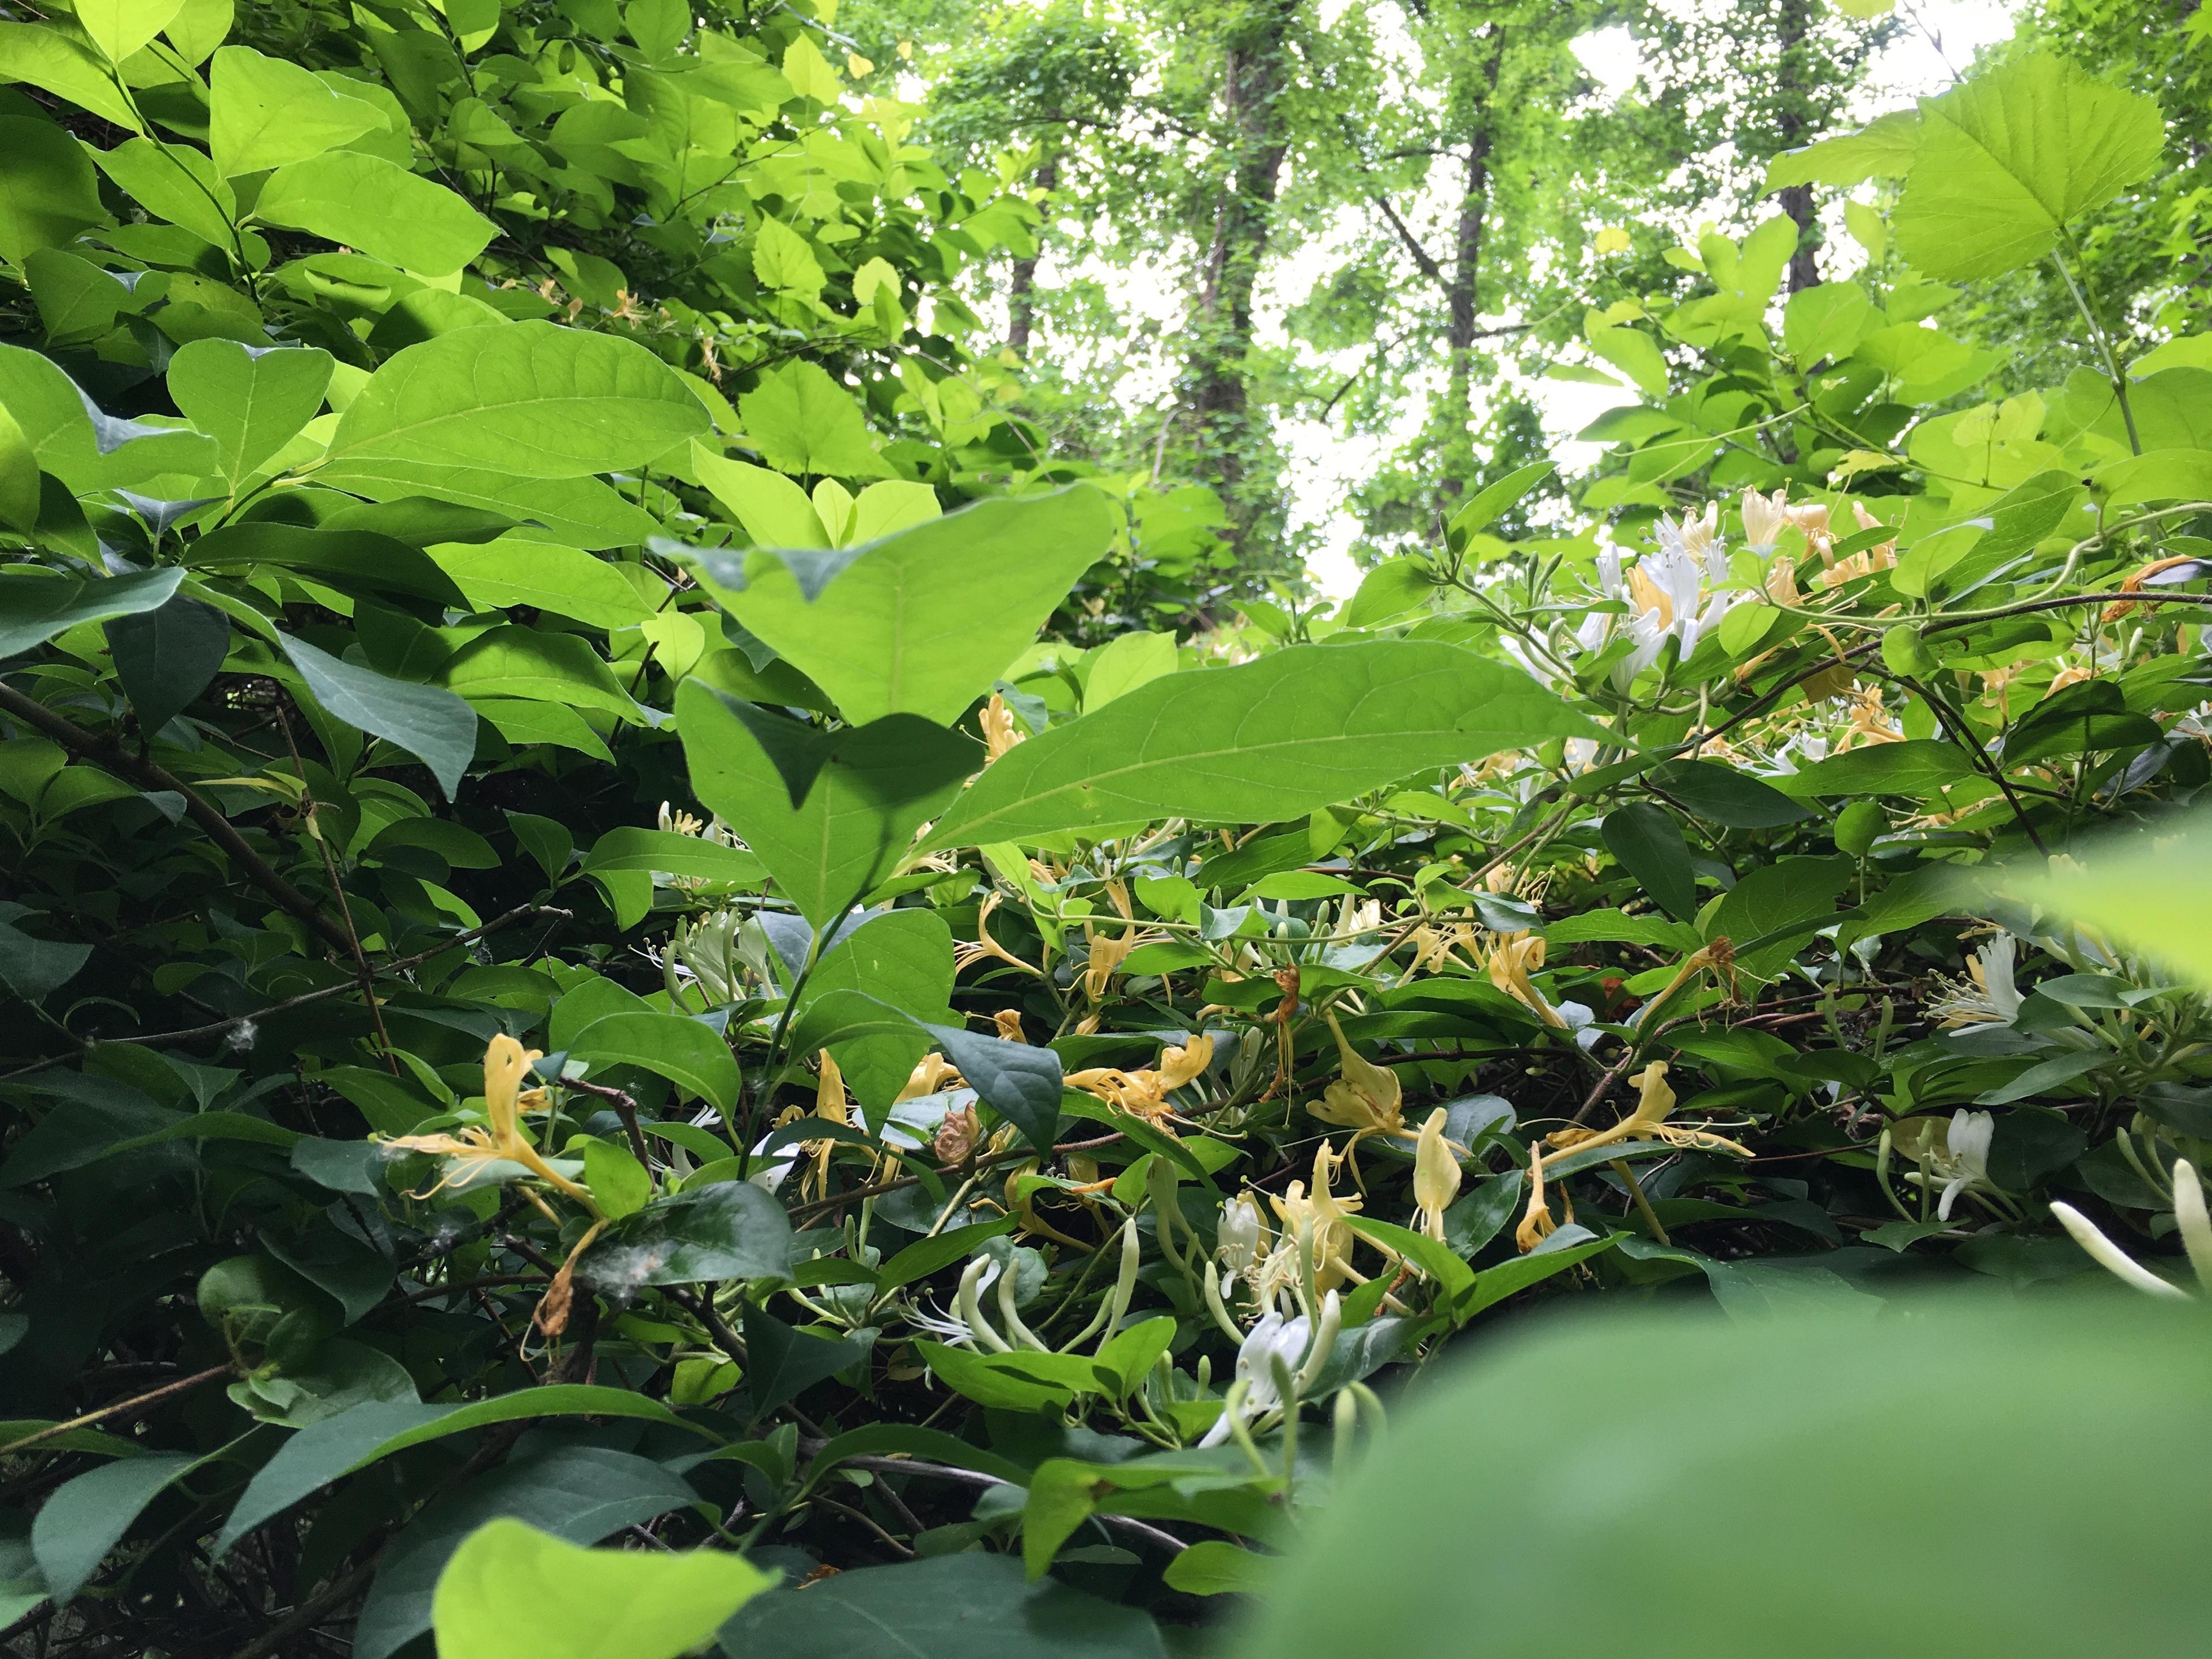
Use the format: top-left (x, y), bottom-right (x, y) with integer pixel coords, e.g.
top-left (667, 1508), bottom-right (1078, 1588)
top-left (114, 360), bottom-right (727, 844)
top-left (2051, 1158), bottom-right (2211, 1300)
top-left (953, 892), bottom-right (1042, 978)
top-left (1412, 1107), bottom-right (1461, 1241)
top-left (1271, 1142), bottom-right (1363, 1293)
top-left (1514, 1141), bottom-right (1559, 1252)
top-left (1741, 486), bottom-right (1789, 554)
top-left (1487, 935), bottom-right (1571, 1030)
top-left (1199, 1308), bottom-right (1307, 1447)
top-left (1787, 500), bottom-right (1834, 563)
top-left (1067, 1033), bottom-right (1215, 1124)
top-left (981, 692), bottom-right (1025, 759)
top-left (382, 1035), bottom-right (594, 1209)
top-left (1310, 1009), bottom-right (1405, 1139)
top-left (896, 1052), bottom-right (965, 1103)
top-left (1929, 934), bottom-right (2022, 1028)
top-left (1217, 1191), bottom-right (1270, 1289)
top-left (1902, 1108), bottom-right (1995, 1222)
top-left (1542, 1061), bottom-right (1753, 1161)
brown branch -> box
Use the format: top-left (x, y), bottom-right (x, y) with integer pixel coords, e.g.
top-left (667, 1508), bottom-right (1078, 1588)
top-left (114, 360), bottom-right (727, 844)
top-left (0, 681), bottom-right (354, 956)
top-left (0, 1363), bottom-right (235, 1457)
top-left (1368, 193), bottom-right (1445, 289)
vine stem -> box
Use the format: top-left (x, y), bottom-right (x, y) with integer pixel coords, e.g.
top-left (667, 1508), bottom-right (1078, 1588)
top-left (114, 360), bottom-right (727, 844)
top-left (0, 1363), bottom-right (236, 1458)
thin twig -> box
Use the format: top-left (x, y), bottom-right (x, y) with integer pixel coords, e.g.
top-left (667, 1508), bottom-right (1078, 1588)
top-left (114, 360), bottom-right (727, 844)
top-left (0, 1363), bottom-right (235, 1458)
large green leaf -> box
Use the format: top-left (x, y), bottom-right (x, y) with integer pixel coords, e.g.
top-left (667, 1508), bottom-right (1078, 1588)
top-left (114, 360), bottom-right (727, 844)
top-left (442, 627), bottom-right (642, 721)
top-left (321, 322), bottom-right (709, 479)
top-left (927, 641), bottom-right (1605, 848)
top-left (576, 1181), bottom-right (793, 1290)
top-left (0, 114), bottom-right (111, 267)
top-left (208, 46), bottom-right (385, 177)
top-left (255, 151), bottom-right (494, 277)
top-left (429, 538), bottom-right (658, 628)
top-left (675, 681), bottom-right (980, 926)
top-left (564, 1012), bottom-right (740, 1112)
top-left (432, 1520), bottom-right (772, 1659)
top-left (1895, 53), bottom-right (2165, 281)
top-left (278, 632), bottom-right (478, 798)
top-left (736, 360), bottom-right (895, 478)
top-left (0, 567), bottom-right (182, 660)
top-left (799, 908), bottom-right (956, 1111)
top-left (165, 339), bottom-right (333, 493)
top-left (682, 486), bottom-right (1118, 725)
top-left (1238, 1299), bottom-right (2212, 1659)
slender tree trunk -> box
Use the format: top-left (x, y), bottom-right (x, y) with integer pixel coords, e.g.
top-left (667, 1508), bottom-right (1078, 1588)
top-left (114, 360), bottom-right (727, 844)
top-left (1774, 0), bottom-right (1821, 292)
top-left (1439, 24), bottom-right (1508, 503)
top-left (1184, 0), bottom-right (1300, 541)
top-left (1007, 149), bottom-right (1058, 359)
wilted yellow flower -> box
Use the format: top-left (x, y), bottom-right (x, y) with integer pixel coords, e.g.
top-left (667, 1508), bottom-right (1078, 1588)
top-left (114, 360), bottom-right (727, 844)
top-left (1412, 1107), bottom-right (1461, 1241)
top-left (1066, 1034), bottom-right (1215, 1123)
top-left (981, 693), bottom-right (1025, 760)
top-left (1543, 1061), bottom-right (1752, 1161)
top-left (383, 1036), bottom-right (594, 1209)
top-left (1514, 1142), bottom-right (1557, 1252)
top-left (954, 892), bottom-right (1041, 978)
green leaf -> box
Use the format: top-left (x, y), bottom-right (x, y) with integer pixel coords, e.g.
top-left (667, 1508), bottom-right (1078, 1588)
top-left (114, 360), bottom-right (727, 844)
top-left (0, 342), bottom-right (215, 491)
top-left (215, 1389), bottom-right (718, 1560)
top-left (444, 627), bottom-right (642, 722)
top-left (0, 567), bottom-right (183, 660)
top-left (1782, 282), bottom-right (1875, 365)
top-left (874, 1216), bottom-right (1016, 1291)
top-left (1452, 1234), bottom-right (1616, 1320)
top-left (687, 487), bottom-right (1119, 725)
top-left (0, 26), bottom-right (146, 132)
top-left (278, 632), bottom-right (479, 799)
top-left (87, 137), bottom-right (234, 249)
top-left (166, 340), bottom-right (334, 493)
top-left (1587, 326), bottom-right (1668, 396)
top-left (2002, 814), bottom-right (2212, 990)
top-left (741, 1304), bottom-right (871, 1416)
top-left (1775, 739), bottom-right (1976, 798)
top-left (719, 1553), bottom-right (1167, 1659)
top-left (751, 215), bottom-right (825, 298)
top-left (353, 1447), bottom-right (703, 1659)
top-left (1895, 53), bottom-right (2166, 282)
top-left (577, 1181), bottom-right (793, 1290)
top-left (0, 114), bottom-right (111, 267)
top-left (188, 524), bottom-right (471, 612)
top-left (1601, 803), bottom-right (1698, 923)
top-left (1342, 558), bottom-right (1434, 628)
top-left (209, 46), bottom-right (386, 176)
top-left (737, 360), bottom-right (894, 478)
top-left (1763, 109), bottom-right (1920, 191)
top-left (801, 908), bottom-right (956, 1111)
top-left (104, 597), bottom-right (229, 733)
top-left (1710, 856), bottom-right (1853, 978)
top-left (433, 1519), bottom-right (771, 1659)
top-left (1646, 759), bottom-right (1810, 828)
top-left (1084, 630), bottom-right (1181, 709)
top-left (927, 641), bottom-right (1603, 849)
top-left (323, 321), bottom-right (709, 479)
top-left (579, 827), bottom-right (765, 888)
top-left (675, 682), bottom-right (980, 926)
top-left (74, 0), bottom-right (186, 62)
top-left (34, 1452), bottom-right (203, 1605)
top-left (255, 151), bottom-right (495, 276)
top-left (430, 538), bottom-right (658, 628)
top-left (1447, 461), bottom-right (1555, 543)
top-left (691, 445), bottom-right (829, 546)
top-left (0, 404), bottom-right (32, 533)
top-left (1236, 1299), bottom-right (2212, 1659)
top-left (1165, 1541), bottom-right (1275, 1597)
top-left (566, 1012), bottom-right (740, 1112)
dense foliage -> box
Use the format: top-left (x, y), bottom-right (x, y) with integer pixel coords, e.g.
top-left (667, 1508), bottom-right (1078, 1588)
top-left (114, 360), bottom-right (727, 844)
top-left (3, 1), bottom-right (2212, 1656)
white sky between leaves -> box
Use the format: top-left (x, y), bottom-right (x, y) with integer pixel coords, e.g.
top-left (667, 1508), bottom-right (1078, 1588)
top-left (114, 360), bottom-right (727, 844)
top-left (933, 0), bottom-right (2019, 602)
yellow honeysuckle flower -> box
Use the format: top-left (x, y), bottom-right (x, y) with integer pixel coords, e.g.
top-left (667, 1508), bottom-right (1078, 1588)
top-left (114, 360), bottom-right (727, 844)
top-left (895, 1052), bottom-right (965, 1102)
top-left (1412, 1107), bottom-right (1460, 1242)
top-left (382, 1035), bottom-right (594, 1210)
top-left (1514, 1141), bottom-right (1558, 1252)
top-left (1270, 1142), bottom-right (1364, 1293)
top-left (1310, 1009), bottom-right (1404, 1138)
top-left (1487, 935), bottom-right (1569, 1029)
top-left (1066, 1034), bottom-right (1215, 1124)
top-left (1543, 1061), bottom-right (1753, 1162)
top-left (953, 892), bottom-right (1041, 978)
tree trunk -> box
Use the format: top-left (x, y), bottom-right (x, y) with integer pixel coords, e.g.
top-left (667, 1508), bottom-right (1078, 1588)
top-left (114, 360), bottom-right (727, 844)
top-left (1007, 150), bottom-right (1058, 359)
top-left (1438, 24), bottom-right (1509, 503)
top-left (1184, 0), bottom-right (1301, 536)
top-left (1774, 0), bottom-right (1821, 293)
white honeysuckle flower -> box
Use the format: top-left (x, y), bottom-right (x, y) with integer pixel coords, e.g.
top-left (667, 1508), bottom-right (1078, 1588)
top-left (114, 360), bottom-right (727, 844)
top-left (1903, 1109), bottom-right (1996, 1221)
top-left (1199, 1309), bottom-right (1305, 1446)
top-left (1930, 934), bottom-right (2024, 1029)
top-left (2052, 1160), bottom-right (2212, 1300)
top-left (1741, 486), bottom-right (1789, 553)
top-left (1217, 1192), bottom-right (1267, 1284)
